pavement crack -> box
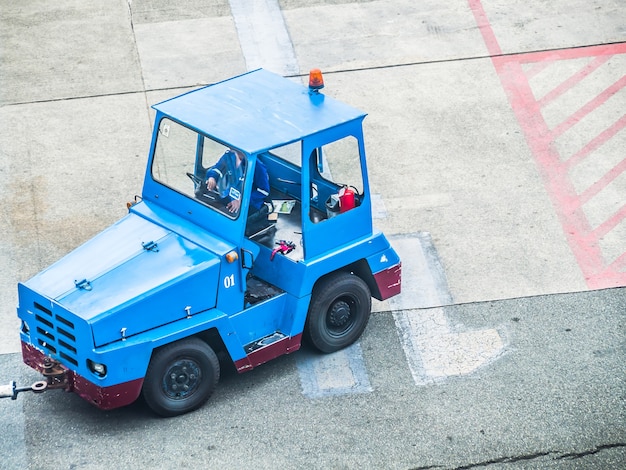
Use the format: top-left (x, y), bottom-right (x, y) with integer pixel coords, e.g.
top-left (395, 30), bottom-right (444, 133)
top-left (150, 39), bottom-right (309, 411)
top-left (555, 443), bottom-right (626, 460)
top-left (433, 443), bottom-right (626, 469)
top-left (451, 451), bottom-right (553, 469)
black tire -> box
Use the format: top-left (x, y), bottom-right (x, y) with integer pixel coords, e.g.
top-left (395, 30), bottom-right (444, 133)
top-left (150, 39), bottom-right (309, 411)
top-left (305, 272), bottom-right (371, 353)
top-left (142, 338), bottom-right (220, 417)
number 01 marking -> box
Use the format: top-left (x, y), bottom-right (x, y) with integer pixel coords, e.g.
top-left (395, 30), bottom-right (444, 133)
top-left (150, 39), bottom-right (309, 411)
top-left (224, 274), bottom-right (235, 288)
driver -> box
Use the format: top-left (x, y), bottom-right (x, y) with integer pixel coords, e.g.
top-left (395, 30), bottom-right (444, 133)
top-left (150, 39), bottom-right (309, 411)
top-left (205, 148), bottom-right (270, 216)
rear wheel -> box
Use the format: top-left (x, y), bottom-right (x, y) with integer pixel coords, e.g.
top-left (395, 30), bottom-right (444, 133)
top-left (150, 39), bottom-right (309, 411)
top-left (305, 272), bottom-right (371, 353)
top-left (143, 338), bottom-right (219, 417)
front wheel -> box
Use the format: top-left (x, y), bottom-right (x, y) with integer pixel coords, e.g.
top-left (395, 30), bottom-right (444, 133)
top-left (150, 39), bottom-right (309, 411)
top-left (142, 338), bottom-right (220, 417)
top-left (305, 272), bottom-right (371, 353)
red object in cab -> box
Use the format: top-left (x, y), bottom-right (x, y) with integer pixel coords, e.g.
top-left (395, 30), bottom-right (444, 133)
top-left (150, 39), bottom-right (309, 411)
top-left (338, 186), bottom-right (356, 213)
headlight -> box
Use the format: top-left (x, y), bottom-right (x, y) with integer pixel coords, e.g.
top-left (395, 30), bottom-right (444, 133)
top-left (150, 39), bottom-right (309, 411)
top-left (87, 360), bottom-right (107, 377)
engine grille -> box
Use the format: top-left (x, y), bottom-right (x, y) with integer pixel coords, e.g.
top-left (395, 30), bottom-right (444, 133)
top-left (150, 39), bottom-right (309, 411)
top-left (32, 301), bottom-right (79, 367)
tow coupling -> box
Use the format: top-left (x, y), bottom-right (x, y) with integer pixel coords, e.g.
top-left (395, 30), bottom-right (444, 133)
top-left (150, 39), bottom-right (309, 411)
top-left (0, 357), bottom-right (68, 400)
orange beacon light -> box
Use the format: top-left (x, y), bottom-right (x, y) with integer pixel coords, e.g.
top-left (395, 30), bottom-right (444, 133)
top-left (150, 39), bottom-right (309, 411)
top-left (308, 68), bottom-right (324, 91)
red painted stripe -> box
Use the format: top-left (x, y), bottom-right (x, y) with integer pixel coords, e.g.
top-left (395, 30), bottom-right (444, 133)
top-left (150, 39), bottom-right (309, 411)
top-left (606, 250), bottom-right (626, 272)
top-left (467, 0), bottom-right (502, 56)
top-left (589, 266), bottom-right (626, 289)
top-left (537, 55), bottom-right (611, 108)
top-left (512, 42), bottom-right (626, 64)
top-left (590, 203), bottom-right (626, 241)
top-left (524, 54), bottom-right (558, 79)
top-left (551, 75), bottom-right (626, 140)
top-left (579, 157), bottom-right (626, 206)
top-left (468, 0), bottom-right (626, 288)
top-left (487, 59), bottom-right (605, 282)
top-left (563, 113), bottom-right (626, 170)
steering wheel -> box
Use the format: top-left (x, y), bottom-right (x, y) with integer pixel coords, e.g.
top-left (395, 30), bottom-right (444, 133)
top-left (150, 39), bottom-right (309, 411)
top-left (186, 172), bottom-right (204, 187)
top-left (186, 172), bottom-right (220, 202)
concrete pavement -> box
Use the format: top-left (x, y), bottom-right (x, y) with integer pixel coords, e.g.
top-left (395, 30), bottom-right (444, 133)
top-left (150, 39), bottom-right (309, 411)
top-left (1, 0), bottom-right (625, 352)
top-left (0, 0), bottom-right (624, 468)
top-left (1, 289), bottom-right (624, 469)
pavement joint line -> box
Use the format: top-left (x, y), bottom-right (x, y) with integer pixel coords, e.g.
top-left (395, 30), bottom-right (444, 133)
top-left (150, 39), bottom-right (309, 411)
top-left (4, 41), bottom-right (625, 109)
top-left (125, 0), bottom-right (152, 121)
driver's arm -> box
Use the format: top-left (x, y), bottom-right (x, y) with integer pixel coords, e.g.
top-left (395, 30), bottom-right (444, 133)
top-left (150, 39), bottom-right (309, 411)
top-left (205, 154), bottom-right (228, 189)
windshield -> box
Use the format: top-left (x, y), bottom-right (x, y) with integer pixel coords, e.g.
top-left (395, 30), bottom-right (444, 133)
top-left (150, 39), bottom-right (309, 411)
top-left (151, 118), bottom-right (246, 218)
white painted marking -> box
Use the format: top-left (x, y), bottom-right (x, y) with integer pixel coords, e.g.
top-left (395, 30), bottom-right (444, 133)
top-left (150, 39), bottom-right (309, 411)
top-left (228, 0), bottom-right (299, 76)
top-left (230, 0), bottom-right (371, 398)
top-left (389, 234), bottom-right (505, 385)
top-left (297, 342), bottom-right (372, 398)
top-left (227, 4), bottom-right (503, 390)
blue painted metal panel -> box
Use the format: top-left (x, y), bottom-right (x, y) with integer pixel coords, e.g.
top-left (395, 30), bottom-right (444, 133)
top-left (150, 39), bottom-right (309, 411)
top-left (57, 231), bottom-right (219, 322)
top-left (250, 231), bottom-right (394, 298)
top-left (81, 234), bottom-right (220, 347)
top-left (215, 247), bottom-right (247, 315)
top-left (152, 69), bottom-right (367, 155)
top-left (301, 120), bottom-right (372, 259)
top-left (84, 308), bottom-right (241, 386)
top-left (17, 284), bottom-right (94, 374)
top-left (22, 209), bottom-right (222, 348)
top-left (366, 243), bottom-right (401, 274)
top-left (18, 291), bottom-right (245, 387)
top-left (25, 213), bottom-right (169, 301)
top-left (131, 200), bottom-right (235, 256)
top-left (228, 294), bottom-right (289, 346)
top-left (81, 309), bottom-right (236, 387)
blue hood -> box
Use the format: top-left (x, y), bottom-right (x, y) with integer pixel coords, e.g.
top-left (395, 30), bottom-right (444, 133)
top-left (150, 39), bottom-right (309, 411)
top-left (23, 212), bottom-right (221, 347)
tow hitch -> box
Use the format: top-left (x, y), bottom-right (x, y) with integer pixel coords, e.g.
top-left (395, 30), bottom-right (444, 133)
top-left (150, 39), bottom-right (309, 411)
top-left (0, 357), bottom-right (68, 400)
top-left (0, 380), bottom-right (47, 400)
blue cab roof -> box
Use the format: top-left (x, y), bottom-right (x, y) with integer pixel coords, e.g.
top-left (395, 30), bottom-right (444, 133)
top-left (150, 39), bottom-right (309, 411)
top-left (152, 69), bottom-right (366, 154)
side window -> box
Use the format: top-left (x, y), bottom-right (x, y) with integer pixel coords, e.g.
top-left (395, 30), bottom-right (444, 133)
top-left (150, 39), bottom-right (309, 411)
top-left (265, 141), bottom-right (303, 200)
top-left (152, 118), bottom-right (197, 197)
top-left (310, 136), bottom-right (363, 222)
top-left (269, 141), bottom-right (301, 167)
top-left (201, 137), bottom-right (229, 170)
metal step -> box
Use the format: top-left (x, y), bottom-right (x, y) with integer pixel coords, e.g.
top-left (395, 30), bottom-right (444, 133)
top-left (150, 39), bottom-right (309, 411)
top-left (244, 331), bottom-right (287, 354)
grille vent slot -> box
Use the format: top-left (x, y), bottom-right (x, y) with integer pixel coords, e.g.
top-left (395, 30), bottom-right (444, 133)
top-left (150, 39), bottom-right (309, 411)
top-left (32, 302), bottom-right (79, 366)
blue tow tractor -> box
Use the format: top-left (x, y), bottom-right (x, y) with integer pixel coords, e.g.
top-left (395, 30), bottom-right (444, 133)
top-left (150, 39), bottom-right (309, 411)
top-left (3, 69), bottom-right (401, 416)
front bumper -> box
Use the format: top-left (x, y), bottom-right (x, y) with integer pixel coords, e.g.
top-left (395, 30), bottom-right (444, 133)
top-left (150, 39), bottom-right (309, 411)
top-left (22, 342), bottom-right (143, 410)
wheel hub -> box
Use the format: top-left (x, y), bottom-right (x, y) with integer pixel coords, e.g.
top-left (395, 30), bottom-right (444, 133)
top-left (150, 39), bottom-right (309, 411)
top-left (329, 300), bottom-right (351, 328)
top-left (163, 359), bottom-right (201, 399)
